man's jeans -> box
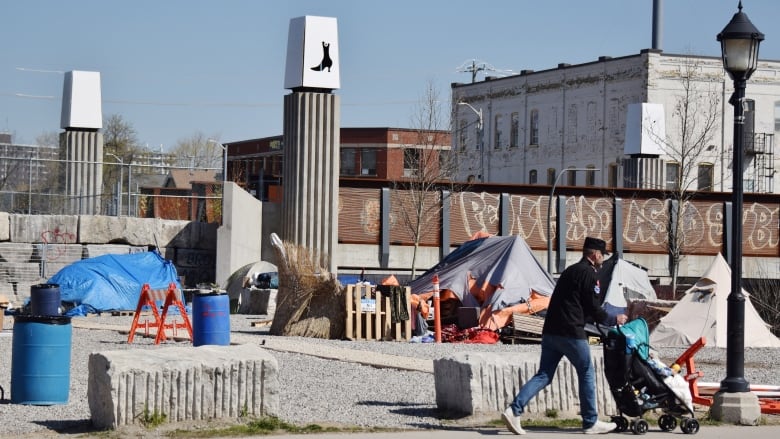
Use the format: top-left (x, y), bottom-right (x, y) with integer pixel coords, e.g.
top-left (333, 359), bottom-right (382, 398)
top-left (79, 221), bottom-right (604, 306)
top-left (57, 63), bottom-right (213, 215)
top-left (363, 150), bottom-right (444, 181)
top-left (509, 334), bottom-right (598, 429)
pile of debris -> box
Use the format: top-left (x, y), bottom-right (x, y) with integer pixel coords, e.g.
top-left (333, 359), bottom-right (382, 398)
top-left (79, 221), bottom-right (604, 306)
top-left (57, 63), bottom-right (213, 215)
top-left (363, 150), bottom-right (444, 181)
top-left (269, 233), bottom-right (344, 339)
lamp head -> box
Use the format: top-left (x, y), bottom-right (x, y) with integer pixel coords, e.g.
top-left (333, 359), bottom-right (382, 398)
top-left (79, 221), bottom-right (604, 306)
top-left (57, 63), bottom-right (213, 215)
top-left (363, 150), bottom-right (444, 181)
top-left (717, 1), bottom-right (764, 81)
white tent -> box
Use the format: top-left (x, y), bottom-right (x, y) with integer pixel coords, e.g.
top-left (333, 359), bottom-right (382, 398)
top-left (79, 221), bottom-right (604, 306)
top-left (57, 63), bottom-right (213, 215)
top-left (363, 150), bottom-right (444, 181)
top-left (598, 258), bottom-right (658, 319)
top-left (650, 253), bottom-right (780, 348)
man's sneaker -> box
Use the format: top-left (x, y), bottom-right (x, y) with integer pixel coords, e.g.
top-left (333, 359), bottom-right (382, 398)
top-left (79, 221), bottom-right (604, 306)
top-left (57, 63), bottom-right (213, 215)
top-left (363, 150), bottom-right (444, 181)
top-left (502, 406), bottom-right (526, 435)
top-left (583, 420), bottom-right (617, 434)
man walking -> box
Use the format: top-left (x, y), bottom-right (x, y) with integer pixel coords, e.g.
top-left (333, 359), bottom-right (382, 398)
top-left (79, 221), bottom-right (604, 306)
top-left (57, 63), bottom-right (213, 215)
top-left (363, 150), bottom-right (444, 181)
top-left (502, 237), bottom-right (625, 435)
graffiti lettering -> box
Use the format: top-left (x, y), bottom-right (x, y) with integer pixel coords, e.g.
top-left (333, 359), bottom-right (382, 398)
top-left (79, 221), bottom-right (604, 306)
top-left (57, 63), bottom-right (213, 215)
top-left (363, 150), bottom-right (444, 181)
top-left (623, 198), bottom-right (668, 246)
top-left (566, 196), bottom-right (612, 242)
top-left (360, 199), bottom-right (381, 234)
top-left (744, 203), bottom-right (780, 250)
top-left (40, 227), bottom-right (77, 261)
top-left (455, 192), bottom-right (500, 237)
top-left (508, 195), bottom-right (545, 240)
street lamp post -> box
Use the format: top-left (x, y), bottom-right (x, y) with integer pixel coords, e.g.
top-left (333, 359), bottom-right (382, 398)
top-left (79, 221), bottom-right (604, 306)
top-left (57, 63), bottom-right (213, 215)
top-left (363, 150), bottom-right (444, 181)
top-left (547, 167), bottom-right (599, 274)
top-left (457, 101), bottom-right (484, 182)
top-left (107, 153), bottom-right (123, 216)
top-left (717, 1), bottom-right (764, 395)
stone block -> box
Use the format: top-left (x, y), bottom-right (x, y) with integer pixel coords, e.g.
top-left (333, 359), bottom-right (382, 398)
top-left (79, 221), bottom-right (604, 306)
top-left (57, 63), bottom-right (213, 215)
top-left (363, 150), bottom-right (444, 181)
top-left (0, 242), bottom-right (35, 263)
top-left (83, 244), bottom-right (143, 258)
top-left (33, 244), bottom-right (83, 278)
top-left (0, 211), bottom-right (9, 241)
top-left (10, 214), bottom-right (79, 244)
top-left (234, 288), bottom-right (277, 315)
top-left (87, 344), bottom-right (279, 429)
top-left (0, 262), bottom-right (42, 283)
top-left (433, 351), bottom-right (615, 419)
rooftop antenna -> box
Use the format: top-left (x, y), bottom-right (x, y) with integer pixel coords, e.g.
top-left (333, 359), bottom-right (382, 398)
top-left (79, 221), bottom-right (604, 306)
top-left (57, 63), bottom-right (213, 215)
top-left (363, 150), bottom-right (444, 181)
top-left (456, 59), bottom-right (516, 83)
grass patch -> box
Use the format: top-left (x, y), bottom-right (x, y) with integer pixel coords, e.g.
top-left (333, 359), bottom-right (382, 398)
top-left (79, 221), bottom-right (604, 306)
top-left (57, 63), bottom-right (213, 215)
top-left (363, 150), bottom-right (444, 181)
top-left (138, 406), bottom-right (167, 428)
top-left (164, 416), bottom-right (397, 438)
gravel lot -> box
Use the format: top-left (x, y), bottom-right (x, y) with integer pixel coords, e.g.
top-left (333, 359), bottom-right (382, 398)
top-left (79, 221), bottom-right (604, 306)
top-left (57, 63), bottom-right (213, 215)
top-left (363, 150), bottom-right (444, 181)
top-left (1, 313), bottom-right (779, 438)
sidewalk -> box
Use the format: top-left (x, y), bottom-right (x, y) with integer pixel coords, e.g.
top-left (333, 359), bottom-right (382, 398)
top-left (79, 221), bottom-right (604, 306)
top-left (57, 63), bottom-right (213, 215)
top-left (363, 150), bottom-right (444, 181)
top-left (259, 424), bottom-right (780, 438)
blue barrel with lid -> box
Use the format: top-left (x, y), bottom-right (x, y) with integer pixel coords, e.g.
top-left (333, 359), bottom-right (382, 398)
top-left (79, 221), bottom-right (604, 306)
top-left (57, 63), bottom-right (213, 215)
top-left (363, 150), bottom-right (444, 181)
top-left (11, 314), bottom-right (72, 405)
top-left (192, 292), bottom-right (230, 346)
top-left (30, 283), bottom-right (60, 316)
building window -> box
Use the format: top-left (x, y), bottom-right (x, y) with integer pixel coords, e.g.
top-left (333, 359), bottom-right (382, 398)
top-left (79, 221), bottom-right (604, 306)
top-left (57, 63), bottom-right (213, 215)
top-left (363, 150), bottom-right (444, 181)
top-left (510, 112), bottom-right (519, 148)
top-left (530, 109), bottom-right (539, 146)
top-left (459, 120), bottom-right (467, 151)
top-left (403, 148), bottom-right (420, 178)
top-left (608, 163), bottom-right (618, 188)
top-left (567, 167), bottom-right (577, 186)
top-left (567, 104), bottom-right (577, 145)
top-left (340, 148), bottom-right (357, 176)
top-left (698, 163), bottom-right (714, 191)
top-left (547, 168), bottom-right (556, 185)
top-left (361, 149), bottom-right (377, 176)
top-left (529, 169), bottom-right (537, 184)
top-left (494, 114), bottom-right (503, 149)
top-left (665, 162), bottom-right (680, 190)
top-left (586, 166), bottom-right (596, 186)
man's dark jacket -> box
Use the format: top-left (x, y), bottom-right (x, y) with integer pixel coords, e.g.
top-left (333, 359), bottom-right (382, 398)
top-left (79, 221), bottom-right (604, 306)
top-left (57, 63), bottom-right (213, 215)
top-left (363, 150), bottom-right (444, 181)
top-left (542, 257), bottom-right (608, 339)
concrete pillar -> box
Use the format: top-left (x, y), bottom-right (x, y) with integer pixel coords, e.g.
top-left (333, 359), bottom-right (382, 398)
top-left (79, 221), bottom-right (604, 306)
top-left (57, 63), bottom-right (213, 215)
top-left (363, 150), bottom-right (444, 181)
top-left (281, 91), bottom-right (340, 273)
top-left (60, 130), bottom-right (103, 215)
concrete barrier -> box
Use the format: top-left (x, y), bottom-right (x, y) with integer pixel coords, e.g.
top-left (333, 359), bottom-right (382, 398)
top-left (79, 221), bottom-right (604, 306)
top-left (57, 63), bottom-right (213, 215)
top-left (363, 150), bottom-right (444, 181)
top-left (87, 344), bottom-right (280, 429)
top-left (433, 351), bottom-right (616, 420)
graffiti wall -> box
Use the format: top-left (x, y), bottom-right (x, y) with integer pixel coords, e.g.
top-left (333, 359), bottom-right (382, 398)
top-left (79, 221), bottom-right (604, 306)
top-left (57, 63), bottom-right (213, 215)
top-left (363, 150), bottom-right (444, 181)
top-left (338, 187), bottom-right (780, 257)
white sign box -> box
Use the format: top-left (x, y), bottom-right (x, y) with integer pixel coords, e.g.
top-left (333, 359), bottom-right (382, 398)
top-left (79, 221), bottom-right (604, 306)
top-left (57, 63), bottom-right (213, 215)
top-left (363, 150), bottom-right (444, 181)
top-left (284, 16), bottom-right (340, 90)
top-left (61, 70), bottom-right (102, 129)
top-left (624, 103), bottom-right (665, 156)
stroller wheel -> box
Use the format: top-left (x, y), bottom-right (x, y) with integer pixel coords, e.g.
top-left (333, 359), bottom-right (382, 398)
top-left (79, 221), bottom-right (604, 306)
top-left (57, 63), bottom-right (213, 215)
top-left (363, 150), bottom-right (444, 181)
top-left (612, 416), bottom-right (629, 432)
top-left (658, 414), bottom-right (677, 431)
top-left (681, 418), bottom-right (700, 434)
top-left (631, 419), bottom-right (649, 435)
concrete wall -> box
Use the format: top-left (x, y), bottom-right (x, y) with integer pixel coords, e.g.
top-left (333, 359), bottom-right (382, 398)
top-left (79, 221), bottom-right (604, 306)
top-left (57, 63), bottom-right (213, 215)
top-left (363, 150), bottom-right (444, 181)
top-left (216, 182), bottom-right (264, 287)
top-left (0, 213), bottom-right (217, 306)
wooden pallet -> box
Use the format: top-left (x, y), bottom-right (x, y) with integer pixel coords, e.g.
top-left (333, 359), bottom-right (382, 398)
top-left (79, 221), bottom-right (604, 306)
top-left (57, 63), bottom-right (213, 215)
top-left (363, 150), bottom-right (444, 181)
top-left (250, 319), bottom-right (273, 328)
top-left (503, 313), bottom-right (545, 343)
top-left (345, 284), bottom-right (411, 341)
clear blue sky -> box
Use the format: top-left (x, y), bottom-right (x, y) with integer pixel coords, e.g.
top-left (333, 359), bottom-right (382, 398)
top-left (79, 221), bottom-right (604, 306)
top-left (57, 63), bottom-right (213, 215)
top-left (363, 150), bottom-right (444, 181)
top-left (2, 0), bottom-right (779, 150)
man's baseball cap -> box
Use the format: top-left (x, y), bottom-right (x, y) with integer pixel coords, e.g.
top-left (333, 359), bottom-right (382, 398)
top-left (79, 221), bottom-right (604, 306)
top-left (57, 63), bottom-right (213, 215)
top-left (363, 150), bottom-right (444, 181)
top-left (584, 237), bottom-right (609, 255)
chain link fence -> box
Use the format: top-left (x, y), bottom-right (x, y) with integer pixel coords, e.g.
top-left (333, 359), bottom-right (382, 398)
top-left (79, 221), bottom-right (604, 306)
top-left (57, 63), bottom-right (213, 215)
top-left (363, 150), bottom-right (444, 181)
top-left (0, 156), bottom-right (224, 222)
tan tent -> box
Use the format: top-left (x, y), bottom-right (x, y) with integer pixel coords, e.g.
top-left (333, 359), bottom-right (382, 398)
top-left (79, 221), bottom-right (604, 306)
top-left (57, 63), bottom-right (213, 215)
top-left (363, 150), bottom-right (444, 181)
top-left (650, 254), bottom-right (780, 348)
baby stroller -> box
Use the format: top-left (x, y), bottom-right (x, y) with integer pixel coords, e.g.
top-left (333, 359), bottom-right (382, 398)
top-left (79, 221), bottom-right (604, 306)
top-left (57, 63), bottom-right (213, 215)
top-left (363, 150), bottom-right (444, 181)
top-left (601, 318), bottom-right (700, 435)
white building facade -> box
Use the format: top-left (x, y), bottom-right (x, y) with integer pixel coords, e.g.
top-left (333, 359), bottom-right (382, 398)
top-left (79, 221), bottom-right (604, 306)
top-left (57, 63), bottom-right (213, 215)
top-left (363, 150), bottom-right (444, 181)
top-left (451, 49), bottom-right (780, 194)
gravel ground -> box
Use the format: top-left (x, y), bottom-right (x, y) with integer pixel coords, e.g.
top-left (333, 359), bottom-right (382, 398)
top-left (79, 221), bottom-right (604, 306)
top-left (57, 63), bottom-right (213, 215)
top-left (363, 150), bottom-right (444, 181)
top-left (1, 313), bottom-right (779, 438)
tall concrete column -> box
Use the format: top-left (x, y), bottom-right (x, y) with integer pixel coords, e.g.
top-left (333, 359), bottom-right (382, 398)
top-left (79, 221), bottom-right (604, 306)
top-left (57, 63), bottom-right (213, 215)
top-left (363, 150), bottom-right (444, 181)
top-left (282, 15), bottom-right (341, 273)
top-left (60, 130), bottom-right (104, 215)
top-left (281, 91), bottom-right (340, 273)
top-left (59, 70), bottom-right (104, 215)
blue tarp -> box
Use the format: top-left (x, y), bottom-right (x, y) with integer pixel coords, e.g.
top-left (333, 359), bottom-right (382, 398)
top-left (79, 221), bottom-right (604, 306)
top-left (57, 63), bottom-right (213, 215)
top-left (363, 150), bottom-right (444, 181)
top-left (47, 251), bottom-right (181, 316)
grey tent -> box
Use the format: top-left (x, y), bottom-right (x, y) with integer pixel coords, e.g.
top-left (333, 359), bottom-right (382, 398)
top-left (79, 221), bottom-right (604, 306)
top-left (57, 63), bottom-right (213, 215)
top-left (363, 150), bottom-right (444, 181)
top-left (409, 235), bottom-right (554, 319)
top-left (650, 253), bottom-right (780, 348)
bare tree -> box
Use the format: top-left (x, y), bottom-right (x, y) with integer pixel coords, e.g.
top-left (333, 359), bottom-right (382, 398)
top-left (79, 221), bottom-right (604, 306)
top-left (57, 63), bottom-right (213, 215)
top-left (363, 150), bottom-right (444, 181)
top-left (651, 58), bottom-right (722, 293)
top-left (394, 81), bottom-right (465, 277)
top-left (101, 114), bottom-right (142, 213)
top-left (169, 131), bottom-right (223, 169)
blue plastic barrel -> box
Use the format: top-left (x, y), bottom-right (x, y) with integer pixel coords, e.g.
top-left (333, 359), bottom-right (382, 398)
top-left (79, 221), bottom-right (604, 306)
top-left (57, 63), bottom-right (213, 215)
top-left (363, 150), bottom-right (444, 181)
top-left (11, 315), bottom-right (72, 405)
top-left (30, 283), bottom-right (60, 316)
top-left (192, 292), bottom-right (230, 346)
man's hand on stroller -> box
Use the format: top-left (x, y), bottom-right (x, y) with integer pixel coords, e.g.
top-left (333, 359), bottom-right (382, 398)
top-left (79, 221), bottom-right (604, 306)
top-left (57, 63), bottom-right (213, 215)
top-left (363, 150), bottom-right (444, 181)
top-left (616, 314), bottom-right (628, 325)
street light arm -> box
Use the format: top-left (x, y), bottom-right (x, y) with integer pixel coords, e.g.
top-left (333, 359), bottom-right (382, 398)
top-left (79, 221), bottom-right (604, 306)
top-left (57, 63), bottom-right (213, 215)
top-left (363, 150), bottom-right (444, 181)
top-left (546, 167), bottom-right (601, 274)
top-left (457, 101), bottom-right (483, 130)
